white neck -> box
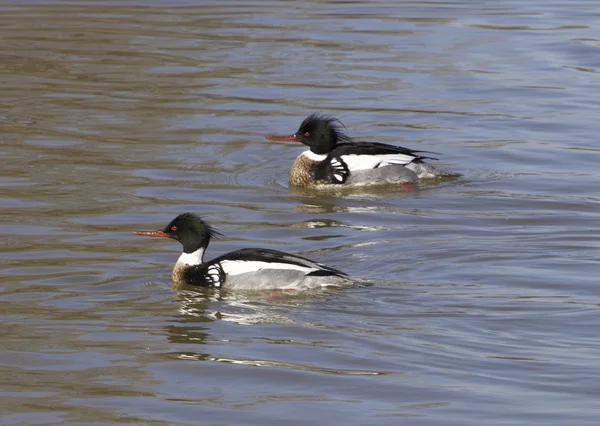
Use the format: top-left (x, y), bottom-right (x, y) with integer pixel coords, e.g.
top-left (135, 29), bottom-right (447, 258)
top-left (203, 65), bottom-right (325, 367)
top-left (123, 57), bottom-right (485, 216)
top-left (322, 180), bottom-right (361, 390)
top-left (301, 150), bottom-right (327, 162)
top-left (176, 248), bottom-right (205, 267)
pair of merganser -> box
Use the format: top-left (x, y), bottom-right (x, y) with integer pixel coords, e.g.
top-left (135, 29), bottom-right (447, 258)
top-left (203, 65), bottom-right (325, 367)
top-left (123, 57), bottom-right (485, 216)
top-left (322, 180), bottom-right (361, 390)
top-left (266, 113), bottom-right (453, 187)
top-left (136, 114), bottom-right (454, 290)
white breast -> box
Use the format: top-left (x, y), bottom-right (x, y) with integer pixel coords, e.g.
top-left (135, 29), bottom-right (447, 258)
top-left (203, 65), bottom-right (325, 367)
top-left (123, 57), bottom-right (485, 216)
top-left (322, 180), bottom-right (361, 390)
top-left (341, 153), bottom-right (416, 171)
top-left (220, 260), bottom-right (317, 276)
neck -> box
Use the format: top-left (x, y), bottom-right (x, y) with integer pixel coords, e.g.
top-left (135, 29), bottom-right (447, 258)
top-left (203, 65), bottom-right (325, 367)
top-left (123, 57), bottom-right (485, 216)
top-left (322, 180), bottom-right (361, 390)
top-left (302, 150), bottom-right (327, 162)
top-left (176, 247), bottom-right (205, 267)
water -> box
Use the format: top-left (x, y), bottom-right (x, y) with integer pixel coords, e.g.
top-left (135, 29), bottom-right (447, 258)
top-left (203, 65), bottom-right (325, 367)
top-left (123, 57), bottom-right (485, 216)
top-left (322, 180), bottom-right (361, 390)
top-left (2, 0), bottom-right (600, 424)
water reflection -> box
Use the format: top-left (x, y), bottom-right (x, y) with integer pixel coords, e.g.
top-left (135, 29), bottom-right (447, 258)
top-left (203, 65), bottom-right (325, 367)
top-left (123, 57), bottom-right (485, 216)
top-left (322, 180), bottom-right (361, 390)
top-left (169, 291), bottom-right (394, 377)
top-left (174, 288), bottom-right (338, 326)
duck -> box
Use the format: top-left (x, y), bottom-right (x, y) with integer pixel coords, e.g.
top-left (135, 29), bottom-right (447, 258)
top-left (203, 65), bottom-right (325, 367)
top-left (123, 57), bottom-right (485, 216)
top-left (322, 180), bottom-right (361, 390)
top-left (134, 213), bottom-right (357, 290)
top-left (266, 113), bottom-right (453, 187)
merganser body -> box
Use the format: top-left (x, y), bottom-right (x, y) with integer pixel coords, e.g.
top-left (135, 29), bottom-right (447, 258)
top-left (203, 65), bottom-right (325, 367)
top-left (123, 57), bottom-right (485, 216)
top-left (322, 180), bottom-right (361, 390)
top-left (134, 213), bottom-right (357, 290)
top-left (266, 113), bottom-right (454, 187)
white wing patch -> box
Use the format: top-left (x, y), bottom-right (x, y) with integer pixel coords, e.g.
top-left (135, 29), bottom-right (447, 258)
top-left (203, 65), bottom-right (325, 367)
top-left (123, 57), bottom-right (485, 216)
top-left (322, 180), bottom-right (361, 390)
top-left (220, 260), bottom-right (317, 276)
top-left (341, 153), bottom-right (416, 171)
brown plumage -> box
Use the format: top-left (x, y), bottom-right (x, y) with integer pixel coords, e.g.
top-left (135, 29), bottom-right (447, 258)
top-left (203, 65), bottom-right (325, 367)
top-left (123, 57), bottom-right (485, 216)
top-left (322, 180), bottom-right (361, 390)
top-left (171, 264), bottom-right (187, 290)
top-left (289, 155), bottom-right (331, 187)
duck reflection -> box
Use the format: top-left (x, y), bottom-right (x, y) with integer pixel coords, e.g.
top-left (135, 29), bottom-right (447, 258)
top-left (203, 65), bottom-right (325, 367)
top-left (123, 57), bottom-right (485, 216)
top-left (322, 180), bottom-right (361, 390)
top-left (171, 287), bottom-right (341, 330)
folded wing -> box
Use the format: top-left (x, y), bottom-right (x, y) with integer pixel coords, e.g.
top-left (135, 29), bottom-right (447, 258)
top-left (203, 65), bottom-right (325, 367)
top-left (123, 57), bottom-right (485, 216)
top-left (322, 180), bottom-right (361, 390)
top-left (208, 248), bottom-right (348, 277)
top-left (332, 142), bottom-right (437, 172)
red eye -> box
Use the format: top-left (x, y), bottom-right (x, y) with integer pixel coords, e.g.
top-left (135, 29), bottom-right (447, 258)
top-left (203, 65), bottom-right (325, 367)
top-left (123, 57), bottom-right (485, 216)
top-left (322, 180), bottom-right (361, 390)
top-left (304, 131), bottom-right (310, 137)
top-left (171, 226), bottom-right (177, 231)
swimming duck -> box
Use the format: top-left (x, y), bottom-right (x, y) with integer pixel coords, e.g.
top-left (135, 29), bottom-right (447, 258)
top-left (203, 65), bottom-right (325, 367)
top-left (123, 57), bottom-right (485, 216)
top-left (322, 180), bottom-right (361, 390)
top-left (266, 113), bottom-right (452, 187)
top-left (134, 213), bottom-right (357, 290)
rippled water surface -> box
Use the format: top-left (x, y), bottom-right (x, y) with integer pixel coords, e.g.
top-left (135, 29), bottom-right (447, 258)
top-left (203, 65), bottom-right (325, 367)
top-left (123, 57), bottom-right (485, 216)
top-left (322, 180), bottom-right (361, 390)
top-left (2, 1), bottom-right (600, 424)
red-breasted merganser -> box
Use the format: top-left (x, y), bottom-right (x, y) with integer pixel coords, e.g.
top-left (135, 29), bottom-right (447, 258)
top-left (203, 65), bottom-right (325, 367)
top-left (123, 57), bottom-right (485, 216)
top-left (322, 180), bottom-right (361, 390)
top-left (134, 213), bottom-right (357, 290)
top-left (266, 113), bottom-right (453, 187)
